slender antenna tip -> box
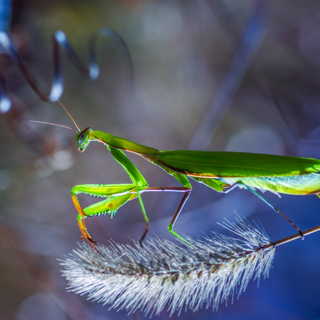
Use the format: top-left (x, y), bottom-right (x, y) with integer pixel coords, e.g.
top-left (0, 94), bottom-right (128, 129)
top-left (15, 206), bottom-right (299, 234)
top-left (29, 120), bottom-right (78, 132)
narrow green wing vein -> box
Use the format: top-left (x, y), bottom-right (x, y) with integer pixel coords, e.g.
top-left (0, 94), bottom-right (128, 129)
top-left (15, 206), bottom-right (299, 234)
top-left (157, 151), bottom-right (320, 177)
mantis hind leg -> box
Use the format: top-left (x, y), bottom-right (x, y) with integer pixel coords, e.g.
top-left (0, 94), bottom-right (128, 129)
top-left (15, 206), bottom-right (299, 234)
top-left (244, 184), bottom-right (304, 239)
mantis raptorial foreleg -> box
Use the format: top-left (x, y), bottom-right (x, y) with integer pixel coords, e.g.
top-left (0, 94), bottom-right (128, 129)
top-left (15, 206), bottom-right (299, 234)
top-left (71, 184), bottom-right (144, 248)
top-left (107, 146), bottom-right (148, 188)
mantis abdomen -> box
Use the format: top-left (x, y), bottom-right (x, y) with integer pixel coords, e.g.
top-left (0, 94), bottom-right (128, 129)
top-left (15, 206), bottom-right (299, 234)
top-left (217, 173), bottom-right (320, 195)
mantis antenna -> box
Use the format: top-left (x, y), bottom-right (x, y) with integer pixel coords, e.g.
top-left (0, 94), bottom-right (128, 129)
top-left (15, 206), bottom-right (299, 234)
top-left (29, 100), bottom-right (80, 133)
top-left (57, 100), bottom-right (80, 132)
top-left (29, 120), bottom-right (77, 132)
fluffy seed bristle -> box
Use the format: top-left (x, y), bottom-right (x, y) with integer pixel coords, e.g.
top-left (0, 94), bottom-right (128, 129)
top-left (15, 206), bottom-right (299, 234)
top-left (60, 218), bottom-right (275, 316)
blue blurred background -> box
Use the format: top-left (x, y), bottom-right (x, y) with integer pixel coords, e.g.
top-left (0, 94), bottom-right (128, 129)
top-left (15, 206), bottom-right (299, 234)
top-left (1, 0), bottom-right (320, 319)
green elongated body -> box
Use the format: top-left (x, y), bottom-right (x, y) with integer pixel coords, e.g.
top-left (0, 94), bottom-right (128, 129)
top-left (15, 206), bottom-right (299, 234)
top-left (154, 151), bottom-right (320, 195)
top-left (156, 150), bottom-right (320, 177)
top-left (92, 130), bottom-right (320, 194)
top-left (72, 127), bottom-right (320, 250)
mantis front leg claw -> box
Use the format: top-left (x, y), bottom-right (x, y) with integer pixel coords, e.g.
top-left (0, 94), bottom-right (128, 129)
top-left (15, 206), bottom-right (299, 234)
top-left (81, 228), bottom-right (98, 252)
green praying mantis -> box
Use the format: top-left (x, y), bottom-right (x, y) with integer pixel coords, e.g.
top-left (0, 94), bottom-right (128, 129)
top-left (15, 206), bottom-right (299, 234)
top-left (35, 101), bottom-right (320, 251)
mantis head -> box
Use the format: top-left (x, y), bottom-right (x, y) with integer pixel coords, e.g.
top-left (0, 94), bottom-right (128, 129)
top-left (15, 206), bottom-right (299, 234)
top-left (76, 127), bottom-right (94, 153)
top-left (55, 100), bottom-right (94, 153)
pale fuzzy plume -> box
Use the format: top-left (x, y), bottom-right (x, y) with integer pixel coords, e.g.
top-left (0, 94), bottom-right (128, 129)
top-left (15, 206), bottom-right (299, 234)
top-left (60, 218), bottom-right (275, 316)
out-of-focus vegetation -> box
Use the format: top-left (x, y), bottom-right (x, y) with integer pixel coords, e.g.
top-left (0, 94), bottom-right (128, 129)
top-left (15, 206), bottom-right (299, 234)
top-left (1, 0), bottom-right (320, 319)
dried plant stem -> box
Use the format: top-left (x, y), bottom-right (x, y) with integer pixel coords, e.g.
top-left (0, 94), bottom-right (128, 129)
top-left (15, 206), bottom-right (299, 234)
top-left (263, 224), bottom-right (320, 249)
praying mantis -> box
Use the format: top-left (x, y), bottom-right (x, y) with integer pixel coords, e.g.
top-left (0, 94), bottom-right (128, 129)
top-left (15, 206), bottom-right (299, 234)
top-left (37, 102), bottom-right (320, 251)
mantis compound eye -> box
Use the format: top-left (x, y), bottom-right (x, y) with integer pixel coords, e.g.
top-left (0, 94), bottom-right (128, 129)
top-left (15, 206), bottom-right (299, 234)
top-left (79, 132), bottom-right (85, 143)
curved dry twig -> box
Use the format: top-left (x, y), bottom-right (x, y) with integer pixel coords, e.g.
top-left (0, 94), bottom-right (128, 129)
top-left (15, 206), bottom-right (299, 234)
top-left (0, 27), bottom-right (133, 113)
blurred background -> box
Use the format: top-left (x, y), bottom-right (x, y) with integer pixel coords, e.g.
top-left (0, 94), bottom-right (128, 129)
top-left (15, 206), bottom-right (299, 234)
top-left (1, 0), bottom-right (320, 319)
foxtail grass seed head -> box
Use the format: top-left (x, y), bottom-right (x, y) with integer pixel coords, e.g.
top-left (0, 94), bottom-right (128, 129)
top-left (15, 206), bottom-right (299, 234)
top-left (60, 218), bottom-right (275, 316)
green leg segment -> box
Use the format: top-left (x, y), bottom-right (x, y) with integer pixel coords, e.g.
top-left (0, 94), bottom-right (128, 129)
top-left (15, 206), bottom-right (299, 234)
top-left (71, 183), bottom-right (146, 250)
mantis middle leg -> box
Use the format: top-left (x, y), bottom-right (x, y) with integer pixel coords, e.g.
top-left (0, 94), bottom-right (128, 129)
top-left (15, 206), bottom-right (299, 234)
top-left (150, 164), bottom-right (193, 244)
